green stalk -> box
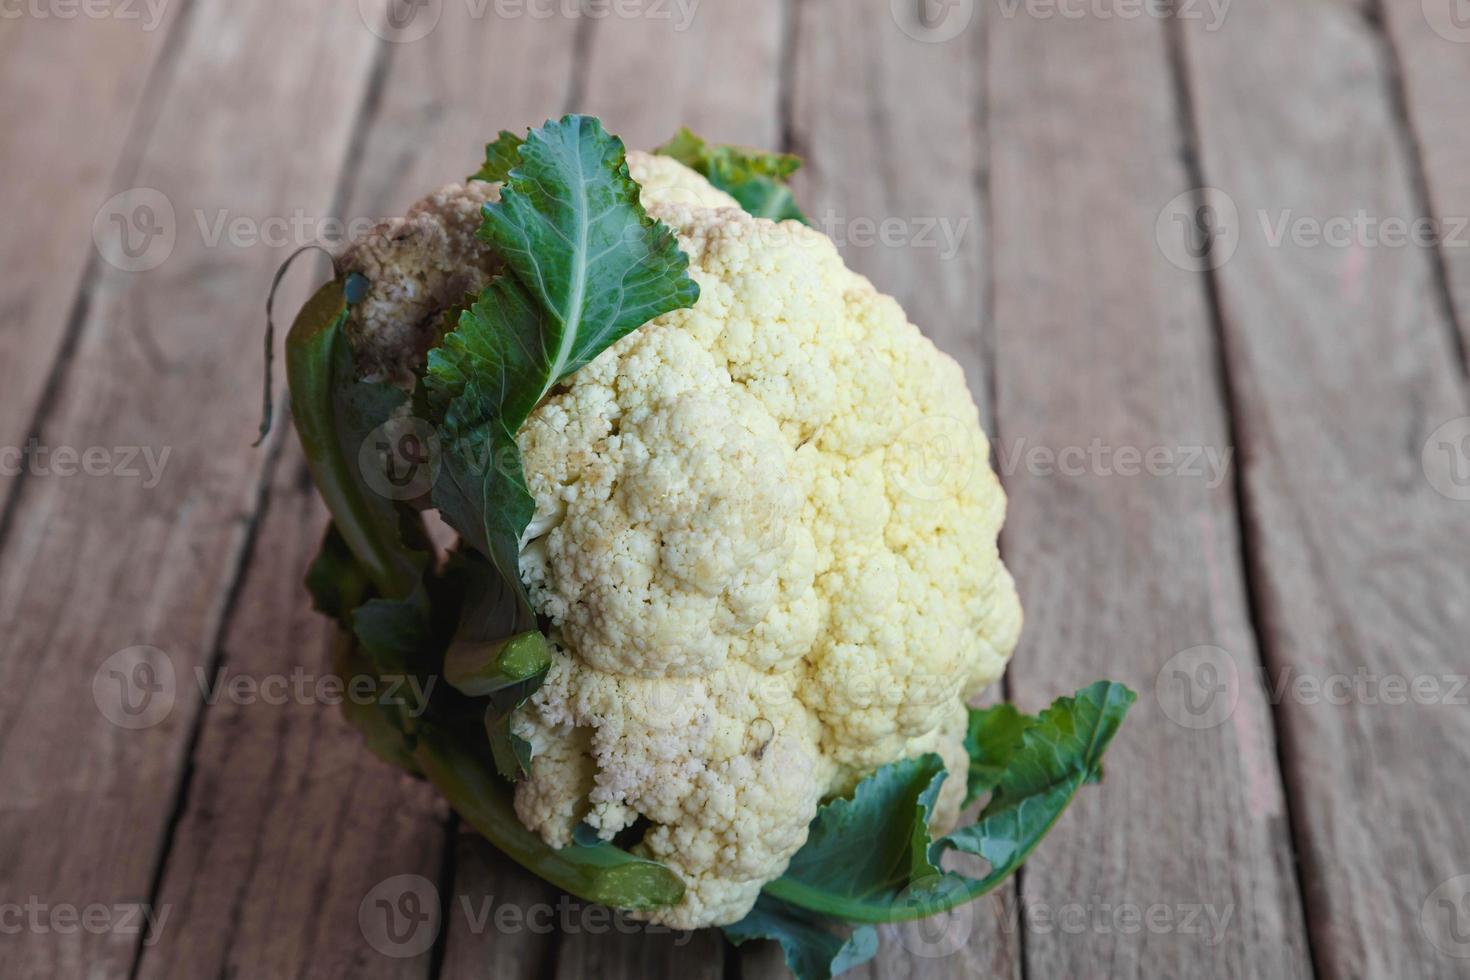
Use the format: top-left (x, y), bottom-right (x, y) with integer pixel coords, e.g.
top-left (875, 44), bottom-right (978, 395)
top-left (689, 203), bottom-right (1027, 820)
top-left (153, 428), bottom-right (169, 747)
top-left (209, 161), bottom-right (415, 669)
top-left (762, 871), bottom-right (1000, 925)
top-left (285, 280), bottom-right (418, 599)
top-left (412, 724), bottom-right (685, 910)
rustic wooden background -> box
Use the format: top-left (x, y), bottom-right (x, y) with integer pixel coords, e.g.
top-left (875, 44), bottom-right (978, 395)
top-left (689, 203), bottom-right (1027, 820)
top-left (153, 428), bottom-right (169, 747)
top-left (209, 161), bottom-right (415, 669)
top-left (3, 0), bottom-right (1469, 977)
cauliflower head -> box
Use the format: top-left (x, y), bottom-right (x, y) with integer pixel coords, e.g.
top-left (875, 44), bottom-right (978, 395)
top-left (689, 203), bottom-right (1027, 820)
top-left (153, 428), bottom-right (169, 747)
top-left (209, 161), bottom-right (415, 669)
top-left (342, 151), bottom-right (1021, 930)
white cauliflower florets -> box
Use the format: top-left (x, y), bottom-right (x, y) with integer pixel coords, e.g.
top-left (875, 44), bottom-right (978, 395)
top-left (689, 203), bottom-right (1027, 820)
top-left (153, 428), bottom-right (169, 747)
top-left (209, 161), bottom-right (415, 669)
top-left (354, 152), bottom-right (1022, 929)
top-left (512, 153), bottom-right (1021, 929)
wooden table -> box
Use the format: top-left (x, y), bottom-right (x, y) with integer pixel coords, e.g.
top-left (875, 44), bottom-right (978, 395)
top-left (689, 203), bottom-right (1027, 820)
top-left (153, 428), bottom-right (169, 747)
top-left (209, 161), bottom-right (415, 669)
top-left (3, 1), bottom-right (1468, 977)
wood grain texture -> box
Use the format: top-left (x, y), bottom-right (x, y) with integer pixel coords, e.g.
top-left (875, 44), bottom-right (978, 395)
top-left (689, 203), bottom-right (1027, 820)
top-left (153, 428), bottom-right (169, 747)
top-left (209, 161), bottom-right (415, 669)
top-left (1380, 0), bottom-right (1470, 362)
top-left (554, 919), bottom-right (726, 980)
top-left (573, 0), bottom-right (786, 149)
top-left (1178, 1), bottom-right (1470, 977)
top-left (987, 5), bottom-right (1312, 979)
top-left (345, 0), bottom-right (585, 226)
top-left (439, 831), bottom-right (560, 979)
top-left (0, 7), bottom-right (181, 503)
top-left (0, 4), bottom-right (380, 977)
top-left (783, 3), bottom-right (1019, 978)
top-left (135, 450), bottom-right (448, 980)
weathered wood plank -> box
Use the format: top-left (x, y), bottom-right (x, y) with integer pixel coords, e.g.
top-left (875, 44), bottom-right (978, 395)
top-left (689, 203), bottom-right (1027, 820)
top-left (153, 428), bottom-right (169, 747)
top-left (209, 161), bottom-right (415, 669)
top-left (0, 8), bottom-right (181, 503)
top-left (1178, 2), bottom-right (1470, 977)
top-left (0, 4), bottom-right (381, 977)
top-left (337, 5), bottom-right (589, 978)
top-left (1380, 0), bottom-right (1470, 361)
top-left (987, 6), bottom-right (1312, 979)
top-left (574, 0), bottom-right (785, 149)
top-left (346, 1), bottom-right (585, 223)
top-left (439, 831), bottom-right (560, 979)
top-left (135, 450), bottom-right (447, 980)
top-left (553, 920), bottom-right (725, 980)
top-left (781, 3), bottom-right (1020, 978)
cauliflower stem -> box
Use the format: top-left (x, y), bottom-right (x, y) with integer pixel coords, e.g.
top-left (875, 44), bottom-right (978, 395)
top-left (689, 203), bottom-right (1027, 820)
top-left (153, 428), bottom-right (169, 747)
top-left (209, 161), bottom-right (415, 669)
top-left (275, 114), bottom-right (1135, 980)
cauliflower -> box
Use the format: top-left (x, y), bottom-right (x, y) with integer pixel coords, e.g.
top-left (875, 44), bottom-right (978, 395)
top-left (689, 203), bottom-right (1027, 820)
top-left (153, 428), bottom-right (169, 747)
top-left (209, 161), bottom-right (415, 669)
top-left (285, 119), bottom-right (1140, 980)
top-left (344, 150), bottom-right (1021, 929)
top-left (339, 181), bottom-right (502, 384)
